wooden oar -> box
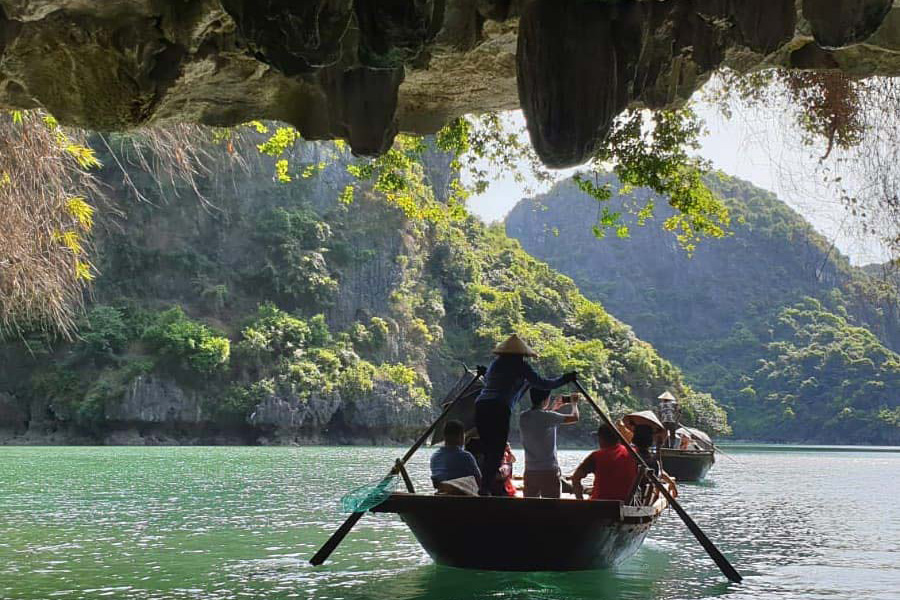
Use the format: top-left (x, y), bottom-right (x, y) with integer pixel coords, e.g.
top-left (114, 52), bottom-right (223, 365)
top-left (309, 369), bottom-right (483, 566)
top-left (573, 380), bottom-right (743, 583)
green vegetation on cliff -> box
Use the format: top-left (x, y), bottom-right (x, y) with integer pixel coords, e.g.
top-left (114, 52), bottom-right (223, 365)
top-left (731, 298), bottom-right (900, 440)
top-left (0, 137), bottom-right (729, 443)
top-left (506, 173), bottom-right (899, 444)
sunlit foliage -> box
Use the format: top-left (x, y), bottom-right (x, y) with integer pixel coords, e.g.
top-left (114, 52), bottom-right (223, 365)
top-left (1, 102), bottom-right (731, 336)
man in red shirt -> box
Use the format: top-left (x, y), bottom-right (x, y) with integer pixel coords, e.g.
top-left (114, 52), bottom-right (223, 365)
top-left (571, 424), bottom-right (638, 502)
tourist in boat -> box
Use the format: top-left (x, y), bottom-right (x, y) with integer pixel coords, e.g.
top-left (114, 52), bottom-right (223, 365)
top-left (676, 427), bottom-right (694, 449)
top-left (474, 334), bottom-right (575, 495)
top-left (631, 425), bottom-right (660, 474)
top-left (499, 442), bottom-right (517, 497)
top-left (430, 420), bottom-right (482, 492)
top-left (657, 390), bottom-right (680, 448)
top-left (571, 424), bottom-right (638, 502)
top-left (623, 410), bottom-right (665, 473)
top-left (520, 389), bottom-right (580, 498)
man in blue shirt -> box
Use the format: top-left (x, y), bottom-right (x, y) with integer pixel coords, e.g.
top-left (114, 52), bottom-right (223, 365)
top-left (430, 420), bottom-right (482, 489)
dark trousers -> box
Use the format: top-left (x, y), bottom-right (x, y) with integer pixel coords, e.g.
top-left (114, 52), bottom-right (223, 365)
top-left (475, 401), bottom-right (511, 495)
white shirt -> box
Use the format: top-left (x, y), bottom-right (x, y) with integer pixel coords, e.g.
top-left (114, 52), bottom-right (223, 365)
top-left (519, 407), bottom-right (570, 471)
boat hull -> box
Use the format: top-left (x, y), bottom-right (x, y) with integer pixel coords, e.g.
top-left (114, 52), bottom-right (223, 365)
top-left (370, 494), bottom-right (661, 571)
top-left (659, 448), bottom-right (715, 481)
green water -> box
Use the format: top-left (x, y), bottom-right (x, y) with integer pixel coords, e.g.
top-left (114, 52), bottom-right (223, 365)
top-left (0, 446), bottom-right (897, 600)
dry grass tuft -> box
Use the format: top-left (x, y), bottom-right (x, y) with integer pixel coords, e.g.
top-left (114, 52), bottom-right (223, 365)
top-left (99, 123), bottom-right (248, 206)
top-left (0, 111), bottom-right (104, 339)
top-left (0, 113), bottom-right (249, 339)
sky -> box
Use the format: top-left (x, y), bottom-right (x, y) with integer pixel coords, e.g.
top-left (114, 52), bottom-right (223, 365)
top-left (463, 92), bottom-right (891, 266)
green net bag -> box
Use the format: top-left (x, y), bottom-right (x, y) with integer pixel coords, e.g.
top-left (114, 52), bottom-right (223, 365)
top-left (338, 475), bottom-right (398, 513)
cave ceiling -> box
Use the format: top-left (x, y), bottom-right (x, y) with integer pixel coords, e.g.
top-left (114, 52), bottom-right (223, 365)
top-left (1, 0), bottom-right (899, 167)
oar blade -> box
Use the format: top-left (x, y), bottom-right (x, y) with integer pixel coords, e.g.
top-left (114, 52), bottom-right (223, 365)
top-left (309, 511), bottom-right (365, 566)
top-left (656, 478), bottom-right (742, 583)
top-left (339, 476), bottom-right (398, 513)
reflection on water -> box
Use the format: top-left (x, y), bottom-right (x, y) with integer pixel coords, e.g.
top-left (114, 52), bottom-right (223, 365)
top-left (0, 446), bottom-right (897, 600)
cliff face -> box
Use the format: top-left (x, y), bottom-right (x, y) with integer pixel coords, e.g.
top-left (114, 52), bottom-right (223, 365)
top-left (0, 138), bottom-right (727, 445)
top-left (506, 174), bottom-right (900, 444)
top-left (3, 1), bottom-right (900, 165)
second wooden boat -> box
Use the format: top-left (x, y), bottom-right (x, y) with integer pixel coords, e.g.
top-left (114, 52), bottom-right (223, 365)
top-left (658, 447), bottom-right (715, 481)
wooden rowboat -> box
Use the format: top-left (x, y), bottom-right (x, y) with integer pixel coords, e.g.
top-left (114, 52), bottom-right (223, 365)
top-left (658, 447), bottom-right (715, 482)
top-left (370, 482), bottom-right (674, 571)
top-left (311, 372), bottom-right (740, 582)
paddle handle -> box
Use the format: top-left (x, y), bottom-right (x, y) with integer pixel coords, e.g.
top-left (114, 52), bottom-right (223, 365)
top-left (398, 371), bottom-right (482, 465)
top-left (309, 370), bottom-right (482, 566)
top-left (572, 380), bottom-right (742, 583)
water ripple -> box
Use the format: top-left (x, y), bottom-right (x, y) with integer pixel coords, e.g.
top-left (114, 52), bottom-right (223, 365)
top-left (0, 446), bottom-right (897, 600)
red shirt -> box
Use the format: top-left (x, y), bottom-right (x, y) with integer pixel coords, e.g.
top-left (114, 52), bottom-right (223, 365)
top-left (584, 444), bottom-right (638, 501)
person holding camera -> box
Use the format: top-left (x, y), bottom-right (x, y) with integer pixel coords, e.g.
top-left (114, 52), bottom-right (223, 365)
top-left (519, 388), bottom-right (580, 498)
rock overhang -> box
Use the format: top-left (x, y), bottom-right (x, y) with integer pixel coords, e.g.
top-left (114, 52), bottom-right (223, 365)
top-left (1, 0), bottom-right (899, 167)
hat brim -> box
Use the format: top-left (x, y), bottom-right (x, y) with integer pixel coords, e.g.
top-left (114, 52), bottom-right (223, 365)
top-left (623, 411), bottom-right (665, 433)
top-left (492, 334), bottom-right (538, 357)
top-left (493, 349), bottom-right (538, 357)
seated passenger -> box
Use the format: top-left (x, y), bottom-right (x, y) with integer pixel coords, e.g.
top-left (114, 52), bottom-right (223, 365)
top-left (674, 427), bottom-right (693, 450)
top-left (571, 424), bottom-right (638, 502)
top-left (499, 442), bottom-right (517, 497)
top-left (520, 388), bottom-right (579, 498)
top-left (631, 424), bottom-right (660, 474)
top-left (430, 420), bottom-right (482, 492)
top-left (622, 410), bottom-right (665, 474)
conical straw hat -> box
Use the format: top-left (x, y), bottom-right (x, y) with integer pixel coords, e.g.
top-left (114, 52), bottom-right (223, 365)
top-left (623, 410), bottom-right (665, 433)
top-left (657, 390), bottom-right (676, 401)
top-left (492, 334), bottom-right (537, 357)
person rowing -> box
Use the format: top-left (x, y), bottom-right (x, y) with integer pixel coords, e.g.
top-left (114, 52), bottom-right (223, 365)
top-left (474, 334), bottom-right (575, 496)
top-left (657, 390), bottom-right (680, 448)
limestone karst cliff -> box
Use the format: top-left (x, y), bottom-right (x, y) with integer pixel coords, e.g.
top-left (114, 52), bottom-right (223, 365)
top-left (2, 1), bottom-right (900, 165)
top-left (0, 138), bottom-right (729, 445)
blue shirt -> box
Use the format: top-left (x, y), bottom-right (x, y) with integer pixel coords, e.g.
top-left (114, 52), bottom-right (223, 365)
top-left (475, 355), bottom-right (568, 409)
top-left (430, 446), bottom-right (481, 486)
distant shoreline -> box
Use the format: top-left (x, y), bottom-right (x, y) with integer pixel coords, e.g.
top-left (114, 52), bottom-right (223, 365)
top-left (714, 442), bottom-right (900, 452)
top-left (1, 439), bottom-right (898, 452)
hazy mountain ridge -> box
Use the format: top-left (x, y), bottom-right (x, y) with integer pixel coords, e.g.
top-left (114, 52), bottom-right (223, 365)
top-left (506, 173), bottom-right (900, 444)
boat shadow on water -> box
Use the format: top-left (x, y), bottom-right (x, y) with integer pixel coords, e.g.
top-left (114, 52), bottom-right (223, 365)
top-left (322, 540), bottom-right (735, 600)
